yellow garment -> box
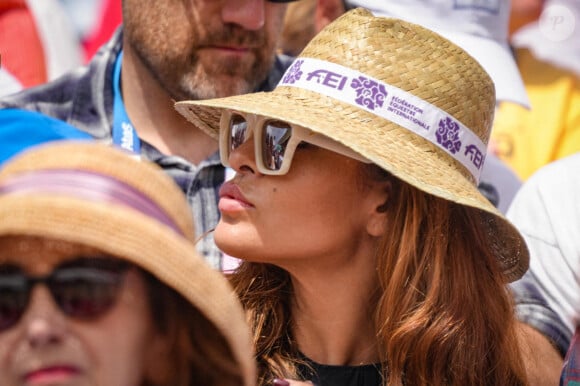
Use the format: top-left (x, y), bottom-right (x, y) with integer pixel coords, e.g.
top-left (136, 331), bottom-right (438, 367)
top-left (491, 48), bottom-right (580, 180)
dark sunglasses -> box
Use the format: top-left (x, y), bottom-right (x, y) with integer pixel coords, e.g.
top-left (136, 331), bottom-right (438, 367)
top-left (219, 111), bottom-right (370, 175)
top-left (0, 257), bottom-right (129, 331)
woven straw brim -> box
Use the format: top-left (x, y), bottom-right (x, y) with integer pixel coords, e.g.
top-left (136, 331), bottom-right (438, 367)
top-left (175, 11), bottom-right (529, 282)
top-left (0, 143), bottom-right (255, 386)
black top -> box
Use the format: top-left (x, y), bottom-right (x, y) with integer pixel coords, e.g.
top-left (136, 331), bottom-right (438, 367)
top-left (297, 354), bottom-right (383, 386)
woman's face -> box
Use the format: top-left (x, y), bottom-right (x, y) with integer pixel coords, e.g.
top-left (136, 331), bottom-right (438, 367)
top-left (216, 133), bottom-right (389, 268)
top-left (0, 237), bottom-right (168, 386)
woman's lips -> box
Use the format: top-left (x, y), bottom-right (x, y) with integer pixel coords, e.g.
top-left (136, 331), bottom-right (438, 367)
top-left (219, 182), bottom-right (254, 212)
top-left (24, 365), bottom-right (81, 385)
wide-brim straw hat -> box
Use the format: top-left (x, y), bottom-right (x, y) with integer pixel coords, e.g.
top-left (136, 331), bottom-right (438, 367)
top-left (175, 8), bottom-right (528, 282)
top-left (0, 141), bottom-right (255, 386)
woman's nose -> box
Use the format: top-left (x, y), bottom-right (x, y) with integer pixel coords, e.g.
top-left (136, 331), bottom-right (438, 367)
top-left (21, 286), bottom-right (67, 348)
top-left (228, 134), bottom-right (258, 174)
top-left (221, 0), bottom-right (265, 30)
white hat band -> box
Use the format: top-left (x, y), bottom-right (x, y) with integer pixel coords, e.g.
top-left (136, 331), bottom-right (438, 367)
top-left (280, 58), bottom-right (487, 182)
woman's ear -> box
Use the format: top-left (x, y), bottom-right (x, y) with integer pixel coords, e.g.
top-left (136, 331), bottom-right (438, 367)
top-left (366, 180), bottom-right (391, 237)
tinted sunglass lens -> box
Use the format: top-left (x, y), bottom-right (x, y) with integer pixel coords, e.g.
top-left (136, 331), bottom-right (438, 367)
top-left (229, 114), bottom-right (249, 152)
top-left (263, 120), bottom-right (292, 171)
top-left (50, 266), bottom-right (124, 319)
top-left (0, 269), bottom-right (28, 331)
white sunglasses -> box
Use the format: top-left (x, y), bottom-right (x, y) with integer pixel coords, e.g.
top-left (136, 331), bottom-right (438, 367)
top-left (219, 111), bottom-right (370, 175)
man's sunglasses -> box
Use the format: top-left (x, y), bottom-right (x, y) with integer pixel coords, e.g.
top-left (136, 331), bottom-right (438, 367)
top-left (219, 111), bottom-right (370, 175)
top-left (0, 257), bottom-right (129, 331)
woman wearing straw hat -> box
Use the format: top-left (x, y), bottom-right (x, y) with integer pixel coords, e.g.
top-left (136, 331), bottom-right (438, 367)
top-left (0, 141), bottom-right (255, 386)
top-left (176, 8), bottom-right (530, 386)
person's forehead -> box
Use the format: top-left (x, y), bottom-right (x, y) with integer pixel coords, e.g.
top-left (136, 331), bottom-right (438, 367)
top-left (0, 236), bottom-right (109, 274)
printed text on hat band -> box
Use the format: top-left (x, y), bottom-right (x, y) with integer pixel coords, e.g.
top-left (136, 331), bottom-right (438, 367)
top-left (280, 58), bottom-right (487, 182)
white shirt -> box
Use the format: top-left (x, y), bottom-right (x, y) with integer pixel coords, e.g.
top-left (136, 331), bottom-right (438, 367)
top-left (507, 152), bottom-right (580, 336)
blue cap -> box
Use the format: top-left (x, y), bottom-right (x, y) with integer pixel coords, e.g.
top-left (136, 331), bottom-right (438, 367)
top-left (0, 109), bottom-right (92, 165)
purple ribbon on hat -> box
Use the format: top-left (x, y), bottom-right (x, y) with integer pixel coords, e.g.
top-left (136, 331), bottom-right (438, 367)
top-left (280, 58), bottom-right (487, 182)
top-left (0, 169), bottom-right (184, 236)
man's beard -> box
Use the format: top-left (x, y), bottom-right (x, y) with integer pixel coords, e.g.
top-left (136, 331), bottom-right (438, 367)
top-left (131, 24), bottom-right (276, 101)
top-left (175, 53), bottom-right (274, 100)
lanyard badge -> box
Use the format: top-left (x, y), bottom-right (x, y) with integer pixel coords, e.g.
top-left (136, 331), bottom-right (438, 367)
top-left (112, 51), bottom-right (140, 155)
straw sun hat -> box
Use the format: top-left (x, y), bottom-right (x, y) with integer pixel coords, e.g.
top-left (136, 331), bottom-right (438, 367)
top-left (0, 141), bottom-right (255, 386)
top-left (175, 8), bottom-right (528, 281)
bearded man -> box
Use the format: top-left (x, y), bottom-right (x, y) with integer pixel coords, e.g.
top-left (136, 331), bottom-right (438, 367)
top-left (0, 0), bottom-right (295, 267)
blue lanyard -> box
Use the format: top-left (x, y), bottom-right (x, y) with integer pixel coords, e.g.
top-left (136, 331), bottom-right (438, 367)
top-left (112, 51), bottom-right (141, 154)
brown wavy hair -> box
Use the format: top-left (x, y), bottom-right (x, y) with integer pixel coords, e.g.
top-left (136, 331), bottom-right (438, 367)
top-left (143, 271), bottom-right (244, 386)
top-left (229, 164), bottom-right (527, 386)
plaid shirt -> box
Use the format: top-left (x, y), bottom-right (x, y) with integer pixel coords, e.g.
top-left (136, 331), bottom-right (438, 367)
top-left (561, 327), bottom-right (580, 385)
top-left (0, 27), bottom-right (294, 269)
top-left (511, 271), bottom-right (572, 357)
